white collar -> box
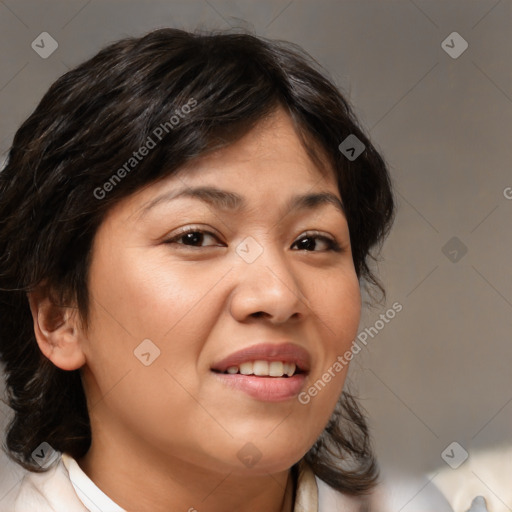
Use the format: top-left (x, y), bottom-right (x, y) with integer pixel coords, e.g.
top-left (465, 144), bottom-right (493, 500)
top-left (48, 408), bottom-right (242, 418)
top-left (61, 453), bottom-right (125, 512)
top-left (59, 453), bottom-right (360, 512)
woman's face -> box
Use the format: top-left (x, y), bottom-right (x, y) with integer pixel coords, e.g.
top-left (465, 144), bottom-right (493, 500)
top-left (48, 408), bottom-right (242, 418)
top-left (79, 106), bottom-right (361, 475)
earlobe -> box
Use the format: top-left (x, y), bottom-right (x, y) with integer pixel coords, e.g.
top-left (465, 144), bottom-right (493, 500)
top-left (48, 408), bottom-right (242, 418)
top-left (27, 286), bottom-right (86, 371)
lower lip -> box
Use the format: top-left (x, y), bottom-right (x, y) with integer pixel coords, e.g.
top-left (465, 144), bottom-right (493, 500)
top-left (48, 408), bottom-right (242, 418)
top-left (212, 372), bottom-right (307, 402)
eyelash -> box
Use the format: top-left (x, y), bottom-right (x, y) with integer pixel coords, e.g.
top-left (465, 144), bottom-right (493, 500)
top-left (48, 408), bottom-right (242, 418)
top-left (164, 227), bottom-right (343, 252)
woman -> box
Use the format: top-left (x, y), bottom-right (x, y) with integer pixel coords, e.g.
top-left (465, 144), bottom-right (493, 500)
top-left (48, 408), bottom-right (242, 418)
top-left (0, 27), bottom-right (429, 511)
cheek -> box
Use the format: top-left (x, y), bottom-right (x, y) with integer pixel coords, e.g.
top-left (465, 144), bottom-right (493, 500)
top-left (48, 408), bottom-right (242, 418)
top-left (82, 251), bottom-right (226, 448)
top-left (303, 266), bottom-right (361, 404)
top-left (311, 264), bottom-right (361, 349)
top-left (83, 248), bottom-right (228, 398)
top-left (90, 247), bottom-right (225, 340)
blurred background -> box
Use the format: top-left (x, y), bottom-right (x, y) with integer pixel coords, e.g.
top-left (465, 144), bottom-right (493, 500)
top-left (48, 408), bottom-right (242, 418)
top-left (1, 0), bottom-right (511, 508)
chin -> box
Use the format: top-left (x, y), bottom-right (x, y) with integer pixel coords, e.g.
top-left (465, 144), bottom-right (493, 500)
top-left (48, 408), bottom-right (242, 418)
top-left (229, 444), bottom-right (311, 476)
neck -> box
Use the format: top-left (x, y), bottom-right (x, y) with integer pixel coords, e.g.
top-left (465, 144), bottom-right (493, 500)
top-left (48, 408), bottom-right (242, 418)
top-left (77, 436), bottom-right (296, 512)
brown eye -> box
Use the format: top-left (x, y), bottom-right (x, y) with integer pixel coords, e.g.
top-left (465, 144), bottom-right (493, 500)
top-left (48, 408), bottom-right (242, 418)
top-left (165, 228), bottom-right (223, 247)
top-left (292, 233), bottom-right (341, 252)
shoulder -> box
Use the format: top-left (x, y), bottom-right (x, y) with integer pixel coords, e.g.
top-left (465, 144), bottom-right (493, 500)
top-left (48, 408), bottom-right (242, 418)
top-left (431, 444), bottom-right (512, 512)
top-left (1, 454), bottom-right (88, 512)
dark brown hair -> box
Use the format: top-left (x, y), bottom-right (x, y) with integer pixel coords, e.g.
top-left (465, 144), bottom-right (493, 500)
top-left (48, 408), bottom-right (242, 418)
top-left (0, 27), bottom-right (394, 496)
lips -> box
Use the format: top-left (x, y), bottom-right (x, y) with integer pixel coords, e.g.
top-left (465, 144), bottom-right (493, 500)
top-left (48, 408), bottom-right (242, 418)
top-left (210, 342), bottom-right (311, 401)
top-left (210, 342), bottom-right (311, 375)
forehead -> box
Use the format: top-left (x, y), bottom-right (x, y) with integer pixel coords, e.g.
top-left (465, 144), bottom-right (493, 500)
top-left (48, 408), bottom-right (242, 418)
top-left (167, 106), bottom-right (337, 197)
top-left (115, 106), bottom-right (340, 223)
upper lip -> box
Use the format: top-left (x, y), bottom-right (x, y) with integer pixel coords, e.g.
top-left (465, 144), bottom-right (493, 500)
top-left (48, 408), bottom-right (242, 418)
top-left (211, 342), bottom-right (311, 373)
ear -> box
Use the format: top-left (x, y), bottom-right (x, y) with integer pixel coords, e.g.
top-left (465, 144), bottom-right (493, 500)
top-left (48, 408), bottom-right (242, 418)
top-left (27, 284), bottom-right (86, 371)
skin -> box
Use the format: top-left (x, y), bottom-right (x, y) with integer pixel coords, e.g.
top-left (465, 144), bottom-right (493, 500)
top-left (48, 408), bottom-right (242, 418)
top-left (28, 106), bottom-right (362, 512)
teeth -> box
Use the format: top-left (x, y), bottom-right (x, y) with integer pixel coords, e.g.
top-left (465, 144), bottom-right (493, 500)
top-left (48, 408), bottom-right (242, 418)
top-left (269, 361), bottom-right (284, 377)
top-left (253, 361), bottom-right (269, 376)
top-left (224, 360), bottom-right (297, 377)
top-left (284, 362), bottom-right (296, 377)
top-left (239, 362), bottom-right (253, 375)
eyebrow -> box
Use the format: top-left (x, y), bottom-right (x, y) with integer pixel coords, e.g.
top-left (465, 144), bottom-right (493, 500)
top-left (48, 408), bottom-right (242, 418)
top-left (136, 185), bottom-right (344, 220)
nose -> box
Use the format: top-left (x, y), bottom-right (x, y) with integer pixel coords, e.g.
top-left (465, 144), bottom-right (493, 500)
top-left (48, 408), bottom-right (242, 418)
top-left (229, 242), bottom-right (309, 324)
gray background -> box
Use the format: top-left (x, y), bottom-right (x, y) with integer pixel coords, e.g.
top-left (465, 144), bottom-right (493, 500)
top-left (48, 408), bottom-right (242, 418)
top-left (1, 0), bottom-right (511, 507)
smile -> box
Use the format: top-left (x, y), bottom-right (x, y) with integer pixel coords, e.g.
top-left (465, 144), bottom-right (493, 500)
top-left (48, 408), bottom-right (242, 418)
top-left (218, 360), bottom-right (301, 377)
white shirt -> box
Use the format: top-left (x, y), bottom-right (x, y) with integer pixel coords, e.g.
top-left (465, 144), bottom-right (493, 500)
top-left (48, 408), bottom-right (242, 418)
top-left (2, 452), bottom-right (483, 512)
top-left (1, 453), bottom-right (366, 511)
